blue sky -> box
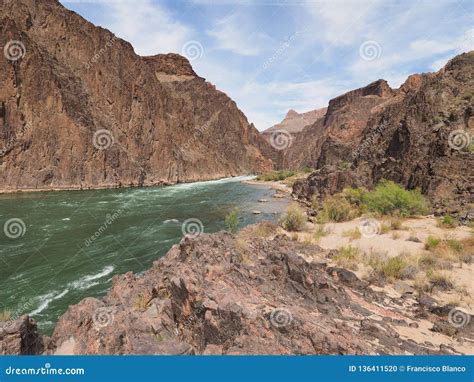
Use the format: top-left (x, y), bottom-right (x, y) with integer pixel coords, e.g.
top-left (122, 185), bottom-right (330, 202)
top-left (61, 0), bottom-right (473, 130)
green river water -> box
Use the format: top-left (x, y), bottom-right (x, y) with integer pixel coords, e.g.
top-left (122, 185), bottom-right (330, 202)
top-left (0, 176), bottom-right (287, 335)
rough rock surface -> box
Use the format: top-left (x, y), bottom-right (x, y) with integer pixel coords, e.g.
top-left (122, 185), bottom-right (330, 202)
top-left (2, 225), bottom-right (469, 355)
top-left (0, 0), bottom-right (275, 191)
top-left (0, 315), bottom-right (44, 355)
top-left (262, 108), bottom-right (326, 140)
top-left (292, 52), bottom-right (474, 213)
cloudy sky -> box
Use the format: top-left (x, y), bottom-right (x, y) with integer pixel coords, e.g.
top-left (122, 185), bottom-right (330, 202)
top-left (61, 0), bottom-right (473, 130)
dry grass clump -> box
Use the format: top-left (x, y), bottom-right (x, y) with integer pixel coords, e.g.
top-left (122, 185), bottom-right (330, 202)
top-left (426, 270), bottom-right (454, 291)
top-left (317, 194), bottom-right (359, 223)
top-left (342, 228), bottom-right (362, 241)
top-left (280, 203), bottom-right (306, 232)
top-left (437, 215), bottom-right (458, 228)
top-left (133, 293), bottom-right (152, 312)
top-left (313, 224), bottom-right (330, 241)
top-left (333, 246), bottom-right (361, 270)
top-left (425, 236), bottom-right (441, 250)
top-left (0, 310), bottom-right (12, 321)
top-left (252, 221), bottom-right (278, 238)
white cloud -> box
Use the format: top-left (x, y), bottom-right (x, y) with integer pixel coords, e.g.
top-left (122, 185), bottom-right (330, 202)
top-left (102, 0), bottom-right (192, 56)
top-left (207, 13), bottom-right (272, 56)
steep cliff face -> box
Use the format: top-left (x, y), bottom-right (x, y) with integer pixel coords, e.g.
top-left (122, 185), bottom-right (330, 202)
top-left (285, 80), bottom-right (395, 169)
top-left (262, 108), bottom-right (326, 139)
top-left (0, 0), bottom-right (275, 191)
top-left (292, 52), bottom-right (474, 213)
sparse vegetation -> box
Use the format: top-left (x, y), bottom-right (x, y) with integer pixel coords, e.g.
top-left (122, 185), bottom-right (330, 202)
top-left (376, 256), bottom-right (410, 280)
top-left (334, 246), bottom-right (360, 270)
top-left (427, 270), bottom-right (454, 291)
top-left (313, 224), bottom-right (329, 241)
top-left (256, 170), bottom-right (295, 181)
top-left (446, 239), bottom-right (463, 253)
top-left (425, 236), bottom-right (441, 250)
top-left (342, 228), bottom-right (362, 240)
top-left (0, 310), bottom-right (12, 321)
top-left (317, 194), bottom-right (359, 223)
top-left (225, 207), bottom-right (240, 233)
top-left (437, 215), bottom-right (458, 228)
top-left (280, 203), bottom-right (306, 231)
top-left (134, 293), bottom-right (151, 312)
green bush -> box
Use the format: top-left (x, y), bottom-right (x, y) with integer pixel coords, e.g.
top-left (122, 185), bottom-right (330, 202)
top-left (256, 170), bottom-right (295, 181)
top-left (362, 180), bottom-right (429, 216)
top-left (446, 239), bottom-right (463, 253)
top-left (425, 236), bottom-right (441, 250)
top-left (437, 215), bottom-right (458, 228)
top-left (318, 194), bottom-right (359, 223)
top-left (280, 203), bottom-right (306, 231)
top-left (225, 207), bottom-right (240, 233)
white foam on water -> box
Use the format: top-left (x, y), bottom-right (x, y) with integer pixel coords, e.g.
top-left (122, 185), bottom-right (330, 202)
top-left (30, 289), bottom-right (70, 316)
top-left (61, 218), bottom-right (71, 221)
top-left (163, 219), bottom-right (179, 224)
top-left (69, 265), bottom-right (114, 290)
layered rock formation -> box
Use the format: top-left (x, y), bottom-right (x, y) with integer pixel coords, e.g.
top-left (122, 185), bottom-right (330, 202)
top-left (291, 52), bottom-right (474, 213)
top-left (262, 108), bottom-right (326, 141)
top-left (0, 0), bottom-right (275, 191)
top-left (2, 225), bottom-right (472, 355)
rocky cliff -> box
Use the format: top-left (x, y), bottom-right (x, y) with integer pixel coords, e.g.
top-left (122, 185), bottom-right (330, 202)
top-left (262, 108), bottom-right (326, 140)
top-left (2, 224), bottom-right (472, 355)
top-left (0, 0), bottom-right (275, 191)
top-left (291, 52), bottom-right (474, 213)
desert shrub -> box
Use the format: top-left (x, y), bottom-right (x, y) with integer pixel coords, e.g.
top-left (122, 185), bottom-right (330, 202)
top-left (342, 228), bottom-right (362, 240)
top-left (390, 217), bottom-right (404, 230)
top-left (342, 186), bottom-right (367, 208)
top-left (437, 215), bottom-right (458, 228)
top-left (252, 221), bottom-right (277, 238)
top-left (280, 203), bottom-right (306, 231)
top-left (318, 194), bottom-right (359, 223)
top-left (427, 270), bottom-right (454, 291)
top-left (362, 180), bottom-right (429, 216)
top-left (256, 170), bottom-right (295, 181)
top-left (225, 207), bottom-right (240, 233)
top-left (425, 236), bottom-right (441, 250)
top-left (334, 246), bottom-right (360, 270)
top-left (313, 224), bottom-right (329, 241)
top-left (446, 239), bottom-right (463, 253)
top-left (302, 166), bottom-right (313, 173)
top-left (378, 256), bottom-right (409, 280)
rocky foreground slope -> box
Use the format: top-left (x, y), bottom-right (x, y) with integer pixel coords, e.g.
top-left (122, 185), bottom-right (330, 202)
top-left (290, 52), bottom-right (474, 213)
top-left (1, 224), bottom-right (472, 355)
top-left (0, 0), bottom-right (275, 191)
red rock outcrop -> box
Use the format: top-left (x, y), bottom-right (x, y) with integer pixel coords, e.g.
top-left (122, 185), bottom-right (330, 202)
top-left (3, 225), bottom-right (471, 355)
top-left (262, 107), bottom-right (326, 139)
top-left (0, 0), bottom-right (275, 191)
top-left (291, 52), bottom-right (474, 213)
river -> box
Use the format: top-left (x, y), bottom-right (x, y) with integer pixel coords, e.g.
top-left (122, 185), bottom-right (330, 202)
top-left (0, 176), bottom-right (288, 334)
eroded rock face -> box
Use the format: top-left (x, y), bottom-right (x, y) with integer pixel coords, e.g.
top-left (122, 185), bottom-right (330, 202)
top-left (0, 315), bottom-right (44, 355)
top-left (292, 52), bottom-right (474, 213)
top-left (0, 0), bottom-right (275, 191)
top-left (38, 227), bottom-right (472, 355)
